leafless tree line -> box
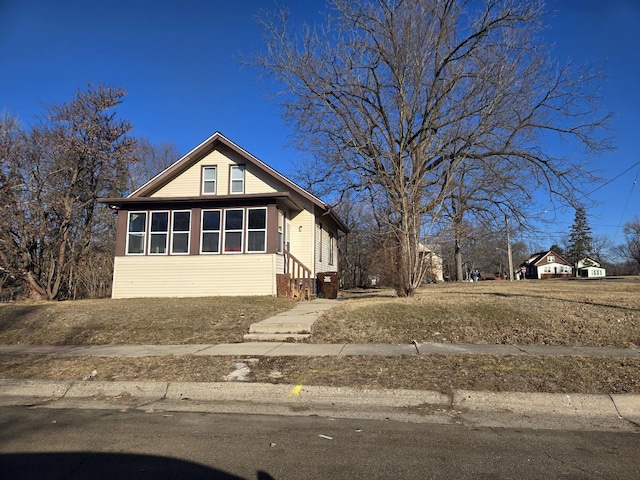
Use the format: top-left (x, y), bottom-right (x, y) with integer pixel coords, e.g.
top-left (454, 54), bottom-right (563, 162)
top-left (0, 85), bottom-right (179, 300)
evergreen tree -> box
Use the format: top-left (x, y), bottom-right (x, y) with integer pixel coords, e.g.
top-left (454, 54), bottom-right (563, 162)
top-left (566, 207), bottom-right (593, 266)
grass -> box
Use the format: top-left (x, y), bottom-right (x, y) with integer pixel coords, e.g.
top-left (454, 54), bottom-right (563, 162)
top-left (0, 297), bottom-right (296, 345)
top-left (1, 279), bottom-right (639, 394)
top-left (312, 279), bottom-right (640, 347)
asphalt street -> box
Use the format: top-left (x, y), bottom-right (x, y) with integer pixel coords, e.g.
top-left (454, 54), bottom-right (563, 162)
top-left (1, 406), bottom-right (640, 480)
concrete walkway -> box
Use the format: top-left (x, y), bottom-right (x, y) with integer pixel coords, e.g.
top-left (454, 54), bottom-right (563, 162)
top-left (1, 341), bottom-right (639, 358)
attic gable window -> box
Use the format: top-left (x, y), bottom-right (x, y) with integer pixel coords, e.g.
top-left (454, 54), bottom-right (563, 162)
top-left (202, 166), bottom-right (217, 195)
top-left (547, 255), bottom-right (555, 263)
top-left (230, 165), bottom-right (245, 194)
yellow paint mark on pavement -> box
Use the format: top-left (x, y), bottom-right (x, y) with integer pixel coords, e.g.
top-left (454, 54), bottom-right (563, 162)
top-left (289, 384), bottom-right (303, 397)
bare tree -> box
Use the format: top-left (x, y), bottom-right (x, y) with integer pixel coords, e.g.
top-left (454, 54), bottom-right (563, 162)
top-left (618, 216), bottom-right (640, 271)
top-left (257, 0), bottom-right (611, 296)
top-left (128, 138), bottom-right (182, 192)
top-left (0, 85), bottom-right (136, 300)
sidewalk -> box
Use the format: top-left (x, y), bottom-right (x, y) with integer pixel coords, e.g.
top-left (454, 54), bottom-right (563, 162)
top-left (1, 341), bottom-right (639, 358)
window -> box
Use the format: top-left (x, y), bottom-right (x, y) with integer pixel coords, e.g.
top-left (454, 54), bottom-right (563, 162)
top-left (224, 209), bottom-right (244, 252)
top-left (127, 212), bottom-right (147, 254)
top-left (171, 211), bottom-right (190, 254)
top-left (318, 224), bottom-right (323, 262)
top-left (230, 165), bottom-right (245, 194)
top-left (202, 166), bottom-right (217, 194)
top-left (149, 211), bottom-right (169, 254)
top-left (547, 255), bottom-right (555, 263)
top-left (201, 210), bottom-right (221, 253)
top-left (329, 232), bottom-right (334, 265)
top-left (247, 208), bottom-right (267, 252)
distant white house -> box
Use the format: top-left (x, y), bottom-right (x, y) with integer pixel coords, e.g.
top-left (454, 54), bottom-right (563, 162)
top-left (576, 257), bottom-right (606, 278)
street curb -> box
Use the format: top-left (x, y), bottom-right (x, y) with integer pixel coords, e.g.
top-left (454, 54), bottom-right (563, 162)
top-left (2, 378), bottom-right (639, 427)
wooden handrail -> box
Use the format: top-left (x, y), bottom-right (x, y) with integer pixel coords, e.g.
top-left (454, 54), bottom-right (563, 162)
top-left (283, 249), bottom-right (313, 299)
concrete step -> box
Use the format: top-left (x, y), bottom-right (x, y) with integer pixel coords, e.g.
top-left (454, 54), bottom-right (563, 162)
top-left (243, 333), bottom-right (311, 342)
top-left (248, 323), bottom-right (312, 334)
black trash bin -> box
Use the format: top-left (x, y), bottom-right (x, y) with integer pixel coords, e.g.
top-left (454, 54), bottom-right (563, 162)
top-left (317, 272), bottom-right (339, 299)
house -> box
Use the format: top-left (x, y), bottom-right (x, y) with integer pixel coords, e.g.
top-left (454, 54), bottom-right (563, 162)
top-left (100, 132), bottom-right (348, 298)
top-left (576, 257), bottom-right (606, 278)
top-left (520, 250), bottom-right (573, 279)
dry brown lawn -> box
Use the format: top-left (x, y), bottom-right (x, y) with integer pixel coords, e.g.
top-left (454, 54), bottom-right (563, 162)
top-left (0, 296), bottom-right (296, 345)
top-left (1, 279), bottom-right (639, 394)
top-left (312, 279), bottom-right (640, 347)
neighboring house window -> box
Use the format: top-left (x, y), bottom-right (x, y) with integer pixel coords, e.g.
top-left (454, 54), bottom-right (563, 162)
top-left (224, 209), bottom-right (244, 252)
top-left (230, 165), bottom-right (245, 194)
top-left (171, 211), bottom-right (191, 254)
top-left (329, 232), bottom-right (334, 265)
top-left (202, 166), bottom-right (217, 194)
top-left (201, 210), bottom-right (221, 253)
top-left (127, 212), bottom-right (147, 255)
top-left (547, 255), bottom-right (555, 263)
top-left (149, 211), bottom-right (169, 254)
top-left (247, 208), bottom-right (267, 252)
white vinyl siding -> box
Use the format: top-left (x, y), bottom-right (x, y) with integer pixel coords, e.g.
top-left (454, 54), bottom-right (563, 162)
top-left (112, 255), bottom-right (278, 298)
top-left (151, 149), bottom-right (280, 197)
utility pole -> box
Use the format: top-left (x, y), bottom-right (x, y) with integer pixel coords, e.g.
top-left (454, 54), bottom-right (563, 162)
top-left (506, 215), bottom-right (514, 281)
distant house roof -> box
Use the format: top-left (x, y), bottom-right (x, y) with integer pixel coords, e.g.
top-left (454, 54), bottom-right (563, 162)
top-left (521, 250), bottom-right (572, 267)
top-left (577, 257), bottom-right (602, 269)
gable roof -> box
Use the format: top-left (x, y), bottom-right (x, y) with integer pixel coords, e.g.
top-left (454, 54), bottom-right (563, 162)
top-left (522, 250), bottom-right (572, 267)
top-left (101, 132), bottom-right (348, 233)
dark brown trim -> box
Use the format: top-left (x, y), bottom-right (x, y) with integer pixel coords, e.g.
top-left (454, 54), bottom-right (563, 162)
top-left (190, 208), bottom-right (201, 255)
top-left (115, 210), bottom-right (127, 256)
top-left (266, 204), bottom-right (278, 254)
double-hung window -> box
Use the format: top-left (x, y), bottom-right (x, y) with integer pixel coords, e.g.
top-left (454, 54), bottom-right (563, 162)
top-left (224, 209), bottom-right (244, 252)
top-left (171, 211), bottom-right (191, 254)
top-left (230, 165), bottom-right (245, 194)
top-left (201, 210), bottom-right (221, 253)
top-left (202, 166), bottom-right (217, 194)
top-left (127, 212), bottom-right (147, 254)
top-left (247, 208), bottom-right (267, 252)
top-left (149, 211), bottom-right (169, 254)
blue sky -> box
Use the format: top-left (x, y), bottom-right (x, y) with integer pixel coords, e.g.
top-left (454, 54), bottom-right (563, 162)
top-left (1, 0), bottom-right (639, 250)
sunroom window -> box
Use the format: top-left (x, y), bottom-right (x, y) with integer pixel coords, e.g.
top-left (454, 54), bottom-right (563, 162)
top-left (171, 211), bottom-right (190, 254)
top-left (224, 209), bottom-right (244, 252)
top-left (201, 210), bottom-right (221, 253)
top-left (149, 211), bottom-right (169, 254)
top-left (127, 212), bottom-right (147, 254)
top-left (247, 208), bottom-right (267, 252)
